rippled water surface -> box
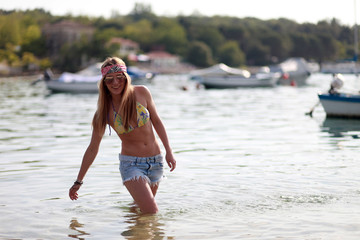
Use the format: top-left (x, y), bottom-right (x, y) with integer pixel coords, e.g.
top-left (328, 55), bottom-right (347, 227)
top-left (1, 74), bottom-right (360, 239)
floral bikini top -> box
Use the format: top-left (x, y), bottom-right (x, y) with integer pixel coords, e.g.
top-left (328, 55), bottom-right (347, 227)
top-left (109, 102), bottom-right (150, 135)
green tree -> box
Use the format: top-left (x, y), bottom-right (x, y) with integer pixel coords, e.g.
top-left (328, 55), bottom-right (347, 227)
top-left (218, 41), bottom-right (245, 67)
top-left (39, 58), bottom-right (52, 70)
top-left (246, 42), bottom-right (270, 65)
top-left (219, 24), bottom-right (249, 51)
top-left (307, 35), bottom-right (322, 60)
top-left (55, 43), bottom-right (82, 72)
top-left (95, 28), bottom-right (122, 42)
top-left (21, 52), bottom-right (37, 70)
top-left (129, 3), bottom-right (156, 21)
top-left (0, 14), bottom-right (21, 48)
top-left (152, 18), bottom-right (187, 55)
top-left (260, 33), bottom-right (291, 61)
top-left (0, 43), bottom-right (21, 66)
top-left (55, 35), bottom-right (94, 72)
top-left (21, 25), bottom-right (47, 56)
top-left (220, 25), bottom-right (247, 42)
top-left (317, 33), bottom-right (338, 61)
top-left (22, 25), bottom-right (41, 43)
top-left (194, 27), bottom-right (225, 56)
top-left (0, 8), bottom-right (358, 72)
top-left (88, 33), bottom-right (117, 60)
top-left (290, 33), bottom-right (310, 58)
top-left (186, 41), bottom-right (213, 67)
top-left (123, 19), bottom-right (154, 51)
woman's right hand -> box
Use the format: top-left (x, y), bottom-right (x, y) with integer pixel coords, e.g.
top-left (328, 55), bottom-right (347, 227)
top-left (69, 184), bottom-right (81, 200)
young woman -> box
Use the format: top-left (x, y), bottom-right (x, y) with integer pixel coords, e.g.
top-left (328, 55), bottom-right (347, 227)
top-left (69, 57), bottom-right (176, 214)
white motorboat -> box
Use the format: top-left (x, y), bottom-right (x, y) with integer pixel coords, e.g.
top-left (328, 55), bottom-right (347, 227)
top-left (43, 63), bottom-right (154, 93)
top-left (318, 93), bottom-right (360, 118)
top-left (190, 63), bottom-right (280, 89)
top-left (269, 58), bottom-right (312, 86)
top-left (318, 74), bottom-right (360, 118)
top-left (46, 80), bottom-right (100, 94)
top-left (317, 1), bottom-right (360, 118)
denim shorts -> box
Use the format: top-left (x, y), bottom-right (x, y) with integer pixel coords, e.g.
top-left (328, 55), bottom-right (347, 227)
top-left (119, 154), bottom-right (164, 185)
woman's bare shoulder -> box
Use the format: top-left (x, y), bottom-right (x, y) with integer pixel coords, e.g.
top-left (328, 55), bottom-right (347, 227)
top-left (134, 85), bottom-right (151, 97)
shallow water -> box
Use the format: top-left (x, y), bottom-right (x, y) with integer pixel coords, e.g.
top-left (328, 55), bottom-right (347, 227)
top-left (1, 73), bottom-right (360, 239)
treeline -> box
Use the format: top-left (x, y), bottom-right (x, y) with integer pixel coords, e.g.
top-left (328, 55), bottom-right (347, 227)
top-left (0, 4), bottom-right (358, 72)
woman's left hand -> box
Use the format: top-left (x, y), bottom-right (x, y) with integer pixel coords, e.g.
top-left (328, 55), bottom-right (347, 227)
top-left (166, 152), bottom-right (176, 172)
top-left (69, 184), bottom-right (81, 200)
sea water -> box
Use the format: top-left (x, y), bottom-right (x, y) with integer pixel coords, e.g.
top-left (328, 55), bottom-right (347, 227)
top-left (0, 73), bottom-right (360, 239)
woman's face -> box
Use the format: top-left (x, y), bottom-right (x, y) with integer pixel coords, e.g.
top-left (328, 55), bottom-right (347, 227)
top-left (104, 72), bottom-right (127, 95)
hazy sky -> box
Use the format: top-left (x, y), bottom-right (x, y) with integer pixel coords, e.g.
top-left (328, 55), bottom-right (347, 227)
top-left (1, 0), bottom-right (359, 26)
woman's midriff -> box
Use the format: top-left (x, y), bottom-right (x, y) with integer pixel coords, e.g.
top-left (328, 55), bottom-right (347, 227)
top-left (119, 124), bottom-right (161, 157)
top-left (121, 140), bottom-right (161, 157)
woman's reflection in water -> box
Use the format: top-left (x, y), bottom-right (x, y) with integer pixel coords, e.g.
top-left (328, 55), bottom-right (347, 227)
top-left (121, 205), bottom-right (173, 240)
top-left (68, 206), bottom-right (174, 240)
top-left (68, 218), bottom-right (90, 240)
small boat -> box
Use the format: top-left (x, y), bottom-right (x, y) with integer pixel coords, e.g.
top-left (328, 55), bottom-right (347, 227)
top-left (269, 58), bottom-right (312, 86)
top-left (190, 63), bottom-right (280, 89)
top-left (318, 74), bottom-right (360, 118)
top-left (314, 2), bottom-right (359, 118)
top-left (43, 63), bottom-right (155, 93)
top-left (318, 93), bottom-right (360, 118)
top-left (46, 80), bottom-right (100, 94)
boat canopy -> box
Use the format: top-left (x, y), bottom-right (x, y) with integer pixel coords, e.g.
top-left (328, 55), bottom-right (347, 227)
top-left (191, 63), bottom-right (251, 78)
top-left (58, 63), bottom-right (102, 82)
top-left (76, 63), bottom-right (103, 76)
top-left (278, 58), bottom-right (310, 73)
top-left (58, 72), bottom-right (100, 82)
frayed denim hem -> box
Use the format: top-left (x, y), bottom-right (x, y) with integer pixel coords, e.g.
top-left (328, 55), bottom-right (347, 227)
top-left (150, 179), bottom-right (162, 187)
top-left (123, 175), bottom-right (163, 187)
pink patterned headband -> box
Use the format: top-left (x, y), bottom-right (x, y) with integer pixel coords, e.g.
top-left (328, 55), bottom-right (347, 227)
top-left (101, 64), bottom-right (127, 77)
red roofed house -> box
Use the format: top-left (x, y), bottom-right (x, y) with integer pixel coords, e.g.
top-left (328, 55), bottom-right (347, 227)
top-left (42, 20), bottom-right (95, 59)
top-left (108, 38), bottom-right (140, 57)
top-left (147, 51), bottom-right (180, 68)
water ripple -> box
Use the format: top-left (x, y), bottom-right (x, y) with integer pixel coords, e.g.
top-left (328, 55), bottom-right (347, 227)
top-left (1, 74), bottom-right (360, 239)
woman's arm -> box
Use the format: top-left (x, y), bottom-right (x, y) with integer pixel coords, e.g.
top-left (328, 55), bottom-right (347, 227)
top-left (69, 127), bottom-right (104, 200)
top-left (144, 86), bottom-right (176, 172)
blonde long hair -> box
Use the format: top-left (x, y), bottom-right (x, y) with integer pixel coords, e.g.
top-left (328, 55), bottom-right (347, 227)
top-left (92, 57), bottom-right (136, 134)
